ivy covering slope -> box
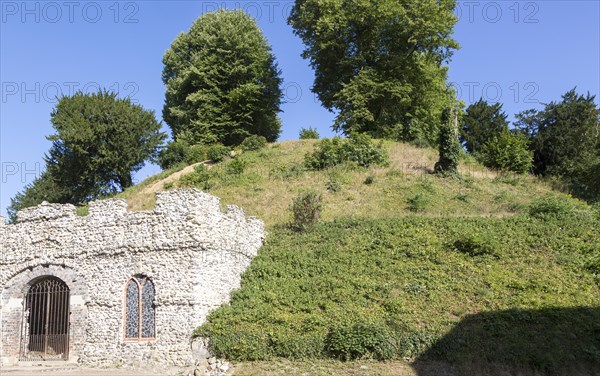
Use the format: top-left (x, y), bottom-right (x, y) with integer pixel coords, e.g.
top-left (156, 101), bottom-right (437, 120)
top-left (198, 210), bottom-right (599, 373)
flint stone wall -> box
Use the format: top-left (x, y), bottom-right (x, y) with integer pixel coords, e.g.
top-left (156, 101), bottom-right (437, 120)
top-left (0, 189), bottom-right (265, 367)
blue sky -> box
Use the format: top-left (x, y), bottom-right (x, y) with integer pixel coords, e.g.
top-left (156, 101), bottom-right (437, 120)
top-left (1, 0), bottom-right (599, 217)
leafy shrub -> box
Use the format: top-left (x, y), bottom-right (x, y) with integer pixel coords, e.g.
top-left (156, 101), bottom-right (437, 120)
top-left (241, 135), bottom-right (268, 151)
top-left (593, 202), bottom-right (600, 221)
top-left (364, 175), bottom-right (375, 185)
top-left (325, 179), bottom-right (342, 193)
top-left (180, 164), bottom-right (211, 190)
top-left (304, 134), bottom-right (388, 170)
top-left (304, 137), bottom-right (346, 169)
top-left (343, 133), bottom-right (389, 168)
top-left (585, 253), bottom-right (600, 278)
top-left (481, 131), bottom-right (533, 174)
top-left (163, 181), bottom-right (174, 190)
top-left (159, 141), bottom-right (211, 169)
top-left (195, 327), bottom-right (272, 361)
top-left (185, 144), bottom-right (209, 164)
top-left (269, 163), bottom-right (305, 180)
top-left (290, 190), bottom-right (322, 230)
top-left (207, 144), bottom-right (230, 162)
top-left (528, 196), bottom-right (583, 219)
top-left (269, 330), bottom-right (325, 359)
top-left (198, 216), bottom-right (600, 364)
top-left (299, 127), bottom-right (320, 140)
top-left (159, 140), bottom-right (189, 169)
top-left (227, 158), bottom-right (247, 175)
top-left (194, 164), bottom-right (209, 174)
top-left (453, 233), bottom-right (500, 258)
top-left (325, 321), bottom-right (397, 360)
top-left (407, 193), bottom-right (429, 212)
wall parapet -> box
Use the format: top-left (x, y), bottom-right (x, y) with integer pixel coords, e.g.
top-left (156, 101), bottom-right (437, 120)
top-left (16, 202), bottom-right (77, 223)
top-left (0, 189), bottom-right (265, 273)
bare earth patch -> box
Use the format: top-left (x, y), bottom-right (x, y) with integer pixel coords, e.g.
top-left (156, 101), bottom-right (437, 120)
top-left (145, 160), bottom-right (211, 195)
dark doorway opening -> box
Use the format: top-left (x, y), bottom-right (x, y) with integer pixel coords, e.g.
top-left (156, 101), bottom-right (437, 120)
top-left (19, 277), bottom-right (70, 361)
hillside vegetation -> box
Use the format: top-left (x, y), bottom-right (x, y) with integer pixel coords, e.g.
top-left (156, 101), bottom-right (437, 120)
top-left (119, 140), bottom-right (600, 375)
top-left (120, 140), bottom-right (557, 225)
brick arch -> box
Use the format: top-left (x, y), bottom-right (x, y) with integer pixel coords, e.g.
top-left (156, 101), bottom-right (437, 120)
top-left (2, 264), bottom-right (88, 301)
top-left (0, 264), bottom-right (89, 365)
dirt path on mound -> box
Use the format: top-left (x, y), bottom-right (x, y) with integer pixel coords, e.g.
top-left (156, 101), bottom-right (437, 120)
top-left (144, 160), bottom-right (212, 195)
top-left (138, 150), bottom-right (500, 200)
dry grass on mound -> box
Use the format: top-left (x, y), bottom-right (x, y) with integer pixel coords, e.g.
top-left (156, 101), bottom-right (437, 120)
top-left (118, 139), bottom-right (556, 227)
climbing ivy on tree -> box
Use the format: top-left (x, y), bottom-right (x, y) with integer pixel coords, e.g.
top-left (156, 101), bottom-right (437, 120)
top-left (435, 107), bottom-right (460, 176)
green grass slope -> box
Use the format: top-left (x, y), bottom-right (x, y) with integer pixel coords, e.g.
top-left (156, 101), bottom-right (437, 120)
top-left (120, 140), bottom-right (559, 225)
top-left (120, 140), bottom-right (600, 374)
top-left (197, 216), bottom-right (599, 372)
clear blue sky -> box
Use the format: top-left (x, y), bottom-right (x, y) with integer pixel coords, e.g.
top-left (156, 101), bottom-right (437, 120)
top-left (1, 1), bottom-right (599, 217)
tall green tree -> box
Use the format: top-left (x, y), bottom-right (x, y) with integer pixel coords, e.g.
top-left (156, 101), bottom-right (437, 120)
top-left (515, 89), bottom-right (600, 200)
top-left (460, 99), bottom-right (509, 155)
top-left (11, 90), bottom-right (166, 209)
top-left (289, 0), bottom-right (459, 144)
top-left (6, 173), bottom-right (69, 223)
top-left (44, 91), bottom-right (165, 203)
top-left (162, 10), bottom-right (283, 146)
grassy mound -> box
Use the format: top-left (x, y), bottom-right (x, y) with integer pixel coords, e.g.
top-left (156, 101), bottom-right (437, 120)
top-left (197, 213), bottom-right (599, 372)
top-left (120, 140), bottom-right (558, 226)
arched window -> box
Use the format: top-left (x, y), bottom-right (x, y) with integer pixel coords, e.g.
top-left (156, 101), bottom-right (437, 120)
top-left (124, 275), bottom-right (155, 340)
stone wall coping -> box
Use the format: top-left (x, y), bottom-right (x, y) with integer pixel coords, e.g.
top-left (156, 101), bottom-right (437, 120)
top-left (0, 189), bottom-right (265, 265)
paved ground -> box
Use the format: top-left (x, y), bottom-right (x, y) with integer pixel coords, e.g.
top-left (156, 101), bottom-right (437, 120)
top-left (0, 365), bottom-right (183, 375)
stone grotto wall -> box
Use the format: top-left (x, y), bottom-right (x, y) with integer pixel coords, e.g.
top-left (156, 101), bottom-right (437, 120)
top-left (0, 189), bottom-right (265, 367)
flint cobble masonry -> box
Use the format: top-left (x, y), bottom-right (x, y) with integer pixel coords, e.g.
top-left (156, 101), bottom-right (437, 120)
top-left (0, 189), bottom-right (265, 367)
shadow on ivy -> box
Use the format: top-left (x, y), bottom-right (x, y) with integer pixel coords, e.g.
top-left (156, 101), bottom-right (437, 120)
top-left (411, 306), bottom-right (600, 376)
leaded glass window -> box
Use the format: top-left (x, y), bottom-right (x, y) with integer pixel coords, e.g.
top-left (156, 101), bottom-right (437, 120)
top-left (124, 275), bottom-right (155, 339)
top-left (125, 280), bottom-right (139, 338)
top-left (141, 281), bottom-right (155, 338)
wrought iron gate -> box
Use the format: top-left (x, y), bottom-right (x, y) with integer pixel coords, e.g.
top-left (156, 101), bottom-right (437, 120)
top-left (19, 278), bottom-right (70, 361)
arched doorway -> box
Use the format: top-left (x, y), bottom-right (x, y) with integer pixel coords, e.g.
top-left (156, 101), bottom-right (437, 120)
top-left (19, 277), bottom-right (70, 361)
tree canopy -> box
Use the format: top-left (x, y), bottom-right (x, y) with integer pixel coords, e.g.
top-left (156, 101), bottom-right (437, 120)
top-left (460, 99), bottom-right (509, 155)
top-left (480, 130), bottom-right (532, 174)
top-left (289, 0), bottom-right (459, 144)
top-left (8, 91), bottom-right (165, 221)
top-left (515, 89), bottom-right (600, 200)
top-left (7, 173), bottom-right (69, 223)
top-left (162, 10), bottom-right (283, 146)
